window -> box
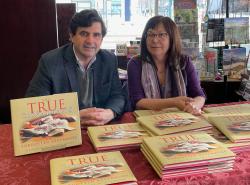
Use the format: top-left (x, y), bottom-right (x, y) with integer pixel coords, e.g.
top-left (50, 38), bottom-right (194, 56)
top-left (56, 0), bottom-right (174, 49)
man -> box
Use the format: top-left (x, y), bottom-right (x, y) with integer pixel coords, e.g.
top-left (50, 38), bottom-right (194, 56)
top-left (26, 9), bottom-right (125, 126)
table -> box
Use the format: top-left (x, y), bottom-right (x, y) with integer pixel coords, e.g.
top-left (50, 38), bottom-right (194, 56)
top-left (1, 111), bottom-right (250, 185)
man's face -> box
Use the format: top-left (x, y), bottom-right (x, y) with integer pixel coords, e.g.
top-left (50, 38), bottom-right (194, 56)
top-left (70, 22), bottom-right (103, 62)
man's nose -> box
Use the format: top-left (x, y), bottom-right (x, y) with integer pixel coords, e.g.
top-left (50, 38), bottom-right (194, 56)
top-left (85, 34), bottom-right (95, 42)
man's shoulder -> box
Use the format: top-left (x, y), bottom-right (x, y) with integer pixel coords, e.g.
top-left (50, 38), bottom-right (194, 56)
top-left (97, 49), bottom-right (116, 59)
top-left (41, 44), bottom-right (70, 61)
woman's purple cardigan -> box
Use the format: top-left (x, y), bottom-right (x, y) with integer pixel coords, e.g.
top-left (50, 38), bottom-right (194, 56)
top-left (127, 55), bottom-right (206, 109)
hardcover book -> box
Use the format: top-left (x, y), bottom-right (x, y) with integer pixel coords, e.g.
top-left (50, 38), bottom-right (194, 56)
top-left (87, 123), bottom-right (150, 151)
top-left (137, 112), bottom-right (212, 136)
top-left (10, 92), bottom-right (82, 156)
top-left (224, 17), bottom-right (249, 45)
top-left (228, 0), bottom-right (249, 13)
top-left (222, 47), bottom-right (247, 79)
top-left (205, 127), bottom-right (250, 153)
top-left (203, 104), bottom-right (250, 114)
top-left (134, 108), bottom-right (180, 117)
top-left (208, 115), bottom-right (250, 143)
top-left (50, 151), bottom-right (137, 185)
top-left (206, 18), bottom-right (224, 42)
top-left (204, 47), bottom-right (218, 75)
top-left (174, 0), bottom-right (196, 9)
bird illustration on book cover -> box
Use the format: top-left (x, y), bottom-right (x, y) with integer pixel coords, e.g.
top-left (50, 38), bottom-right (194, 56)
top-left (155, 118), bottom-right (196, 128)
top-left (98, 130), bottom-right (147, 140)
top-left (161, 140), bottom-right (216, 156)
top-left (229, 121), bottom-right (250, 132)
top-left (20, 113), bottom-right (77, 142)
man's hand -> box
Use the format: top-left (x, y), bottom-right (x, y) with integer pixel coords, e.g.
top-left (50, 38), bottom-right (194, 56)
top-left (79, 107), bottom-right (115, 126)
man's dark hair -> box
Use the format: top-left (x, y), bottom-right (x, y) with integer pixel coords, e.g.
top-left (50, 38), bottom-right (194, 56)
top-left (69, 9), bottom-right (107, 37)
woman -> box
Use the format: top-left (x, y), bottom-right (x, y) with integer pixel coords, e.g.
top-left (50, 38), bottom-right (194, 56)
top-left (127, 16), bottom-right (205, 115)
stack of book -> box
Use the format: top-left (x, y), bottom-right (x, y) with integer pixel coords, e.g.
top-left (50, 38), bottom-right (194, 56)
top-left (137, 112), bottom-right (212, 136)
top-left (141, 133), bottom-right (235, 179)
top-left (50, 151), bottom-right (137, 185)
top-left (87, 123), bottom-right (150, 151)
top-left (209, 114), bottom-right (250, 143)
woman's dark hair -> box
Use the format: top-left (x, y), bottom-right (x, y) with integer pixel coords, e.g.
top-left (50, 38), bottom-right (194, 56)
top-left (69, 9), bottom-right (107, 37)
top-left (140, 16), bottom-right (182, 69)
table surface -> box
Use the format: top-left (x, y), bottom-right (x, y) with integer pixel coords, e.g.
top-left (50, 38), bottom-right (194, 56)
top-left (1, 106), bottom-right (250, 185)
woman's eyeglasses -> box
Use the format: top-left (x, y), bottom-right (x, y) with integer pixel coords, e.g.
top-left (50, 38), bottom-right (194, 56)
top-left (146, 32), bottom-right (168, 39)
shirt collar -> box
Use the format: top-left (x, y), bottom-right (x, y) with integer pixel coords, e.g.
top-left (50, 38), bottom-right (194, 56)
top-left (73, 45), bottom-right (96, 73)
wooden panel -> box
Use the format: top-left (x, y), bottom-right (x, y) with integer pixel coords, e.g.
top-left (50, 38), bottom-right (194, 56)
top-left (57, 3), bottom-right (76, 46)
top-left (0, 1), bottom-right (58, 123)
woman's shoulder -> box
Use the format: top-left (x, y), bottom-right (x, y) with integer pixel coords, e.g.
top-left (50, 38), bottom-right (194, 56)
top-left (127, 55), bottom-right (142, 68)
top-left (180, 54), bottom-right (193, 69)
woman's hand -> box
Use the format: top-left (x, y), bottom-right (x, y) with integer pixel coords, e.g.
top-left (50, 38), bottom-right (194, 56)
top-left (173, 96), bottom-right (194, 110)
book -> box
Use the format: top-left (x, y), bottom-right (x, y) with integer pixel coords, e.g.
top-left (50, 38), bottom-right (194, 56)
top-left (50, 151), bottom-right (137, 185)
top-left (202, 103), bottom-right (250, 118)
top-left (10, 92), bottom-right (82, 156)
top-left (208, 115), bottom-right (250, 143)
top-left (228, 0), bottom-right (249, 13)
top-left (203, 103), bottom-right (250, 114)
top-left (224, 17), bottom-right (249, 45)
top-left (174, 0), bottom-right (197, 9)
top-left (134, 108), bottom-right (180, 117)
top-left (137, 112), bottom-right (212, 136)
top-left (204, 47), bottom-right (218, 75)
top-left (206, 18), bottom-right (224, 42)
top-left (87, 123), bottom-right (150, 151)
top-left (205, 127), bottom-right (250, 153)
top-left (222, 47), bottom-right (247, 79)
top-left (116, 44), bottom-right (127, 56)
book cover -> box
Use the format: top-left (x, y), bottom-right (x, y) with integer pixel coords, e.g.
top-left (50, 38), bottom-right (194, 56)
top-left (174, 0), bottom-right (197, 9)
top-left (228, 0), bottom-right (249, 13)
top-left (205, 127), bottom-right (250, 153)
top-left (87, 123), bottom-right (150, 151)
top-left (203, 104), bottom-right (250, 113)
top-left (208, 115), bottom-right (250, 143)
top-left (224, 17), bottom-right (249, 45)
top-left (222, 47), bottom-right (247, 79)
top-left (10, 92), bottom-right (82, 156)
top-left (116, 44), bottom-right (127, 56)
top-left (137, 112), bottom-right (211, 136)
top-left (206, 18), bottom-right (224, 42)
top-left (142, 133), bottom-right (235, 168)
top-left (204, 47), bottom-right (218, 75)
top-left (134, 108), bottom-right (180, 117)
top-left (50, 151), bottom-right (137, 185)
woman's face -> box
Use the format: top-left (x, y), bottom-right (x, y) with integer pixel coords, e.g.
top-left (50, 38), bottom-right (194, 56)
top-left (146, 23), bottom-right (169, 60)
